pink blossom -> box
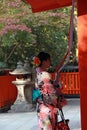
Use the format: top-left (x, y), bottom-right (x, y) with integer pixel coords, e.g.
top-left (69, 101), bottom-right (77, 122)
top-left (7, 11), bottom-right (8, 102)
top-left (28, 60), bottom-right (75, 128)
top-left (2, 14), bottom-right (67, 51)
top-left (0, 24), bottom-right (32, 36)
top-left (8, 1), bottom-right (21, 8)
top-left (49, 12), bottom-right (67, 18)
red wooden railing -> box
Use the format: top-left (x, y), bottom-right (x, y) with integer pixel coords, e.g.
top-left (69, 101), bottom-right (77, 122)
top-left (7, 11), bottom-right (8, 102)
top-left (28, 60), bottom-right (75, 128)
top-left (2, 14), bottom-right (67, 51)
top-left (0, 70), bottom-right (17, 111)
top-left (0, 70), bottom-right (80, 111)
top-left (60, 72), bottom-right (80, 95)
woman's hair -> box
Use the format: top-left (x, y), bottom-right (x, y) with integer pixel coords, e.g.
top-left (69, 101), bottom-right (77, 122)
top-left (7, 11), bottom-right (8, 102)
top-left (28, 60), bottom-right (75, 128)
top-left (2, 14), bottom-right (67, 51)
top-left (37, 51), bottom-right (50, 66)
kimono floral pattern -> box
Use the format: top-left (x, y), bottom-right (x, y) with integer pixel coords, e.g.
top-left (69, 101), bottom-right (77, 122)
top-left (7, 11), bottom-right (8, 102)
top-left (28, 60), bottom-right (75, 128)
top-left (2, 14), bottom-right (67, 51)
top-left (33, 70), bottom-right (66, 130)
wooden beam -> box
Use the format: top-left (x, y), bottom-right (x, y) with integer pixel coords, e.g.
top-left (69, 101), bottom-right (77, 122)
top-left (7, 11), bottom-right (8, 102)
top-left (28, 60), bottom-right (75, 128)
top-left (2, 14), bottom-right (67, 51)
top-left (77, 0), bottom-right (87, 129)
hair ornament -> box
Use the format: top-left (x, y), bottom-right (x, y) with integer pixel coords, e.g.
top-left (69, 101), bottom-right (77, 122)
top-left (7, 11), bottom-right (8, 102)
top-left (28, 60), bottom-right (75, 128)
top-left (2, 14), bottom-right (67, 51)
top-left (33, 56), bottom-right (41, 66)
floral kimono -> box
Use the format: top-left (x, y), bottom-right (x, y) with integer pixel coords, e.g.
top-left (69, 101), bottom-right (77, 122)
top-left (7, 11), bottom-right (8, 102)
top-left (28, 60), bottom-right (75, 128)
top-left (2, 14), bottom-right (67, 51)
top-left (32, 68), bottom-right (66, 130)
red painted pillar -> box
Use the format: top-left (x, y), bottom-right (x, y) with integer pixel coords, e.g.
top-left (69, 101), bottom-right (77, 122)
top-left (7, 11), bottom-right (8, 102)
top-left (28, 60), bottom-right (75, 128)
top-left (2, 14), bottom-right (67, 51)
top-left (77, 0), bottom-right (87, 129)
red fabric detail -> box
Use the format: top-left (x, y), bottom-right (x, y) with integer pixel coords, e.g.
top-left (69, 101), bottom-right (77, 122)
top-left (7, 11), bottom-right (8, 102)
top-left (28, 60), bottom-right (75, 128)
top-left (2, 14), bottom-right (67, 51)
top-left (26, 0), bottom-right (72, 12)
top-left (57, 120), bottom-right (70, 130)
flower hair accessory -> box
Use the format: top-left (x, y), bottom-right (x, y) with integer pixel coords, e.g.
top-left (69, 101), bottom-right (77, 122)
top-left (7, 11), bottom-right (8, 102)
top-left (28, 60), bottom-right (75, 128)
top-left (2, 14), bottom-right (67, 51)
top-left (33, 56), bottom-right (41, 67)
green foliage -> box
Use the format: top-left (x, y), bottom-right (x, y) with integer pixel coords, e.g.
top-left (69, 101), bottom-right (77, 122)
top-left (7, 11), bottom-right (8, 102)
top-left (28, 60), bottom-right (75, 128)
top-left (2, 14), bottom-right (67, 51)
top-left (32, 25), bottom-right (68, 66)
top-left (0, 0), bottom-right (77, 68)
top-left (0, 30), bottom-right (36, 67)
top-left (0, 61), bottom-right (7, 69)
top-left (1, 33), bottom-right (16, 46)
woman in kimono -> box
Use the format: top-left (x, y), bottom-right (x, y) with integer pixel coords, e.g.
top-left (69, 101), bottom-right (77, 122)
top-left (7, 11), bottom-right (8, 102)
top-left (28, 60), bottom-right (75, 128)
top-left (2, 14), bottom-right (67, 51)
top-left (33, 51), bottom-right (66, 130)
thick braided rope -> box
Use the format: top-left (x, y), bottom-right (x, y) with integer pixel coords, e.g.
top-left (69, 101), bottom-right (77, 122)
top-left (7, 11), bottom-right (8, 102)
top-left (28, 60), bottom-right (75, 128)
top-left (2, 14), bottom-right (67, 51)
top-left (56, 0), bottom-right (75, 73)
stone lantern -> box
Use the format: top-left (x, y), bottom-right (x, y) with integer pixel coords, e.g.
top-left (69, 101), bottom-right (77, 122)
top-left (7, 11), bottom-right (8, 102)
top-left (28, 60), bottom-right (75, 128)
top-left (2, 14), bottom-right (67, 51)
top-left (23, 58), bottom-right (34, 105)
top-left (9, 60), bottom-right (34, 112)
top-left (23, 57), bottom-right (32, 80)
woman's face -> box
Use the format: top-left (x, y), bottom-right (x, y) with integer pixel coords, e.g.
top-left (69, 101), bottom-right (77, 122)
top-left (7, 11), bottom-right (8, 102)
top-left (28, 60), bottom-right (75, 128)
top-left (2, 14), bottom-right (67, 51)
top-left (44, 58), bottom-right (51, 69)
